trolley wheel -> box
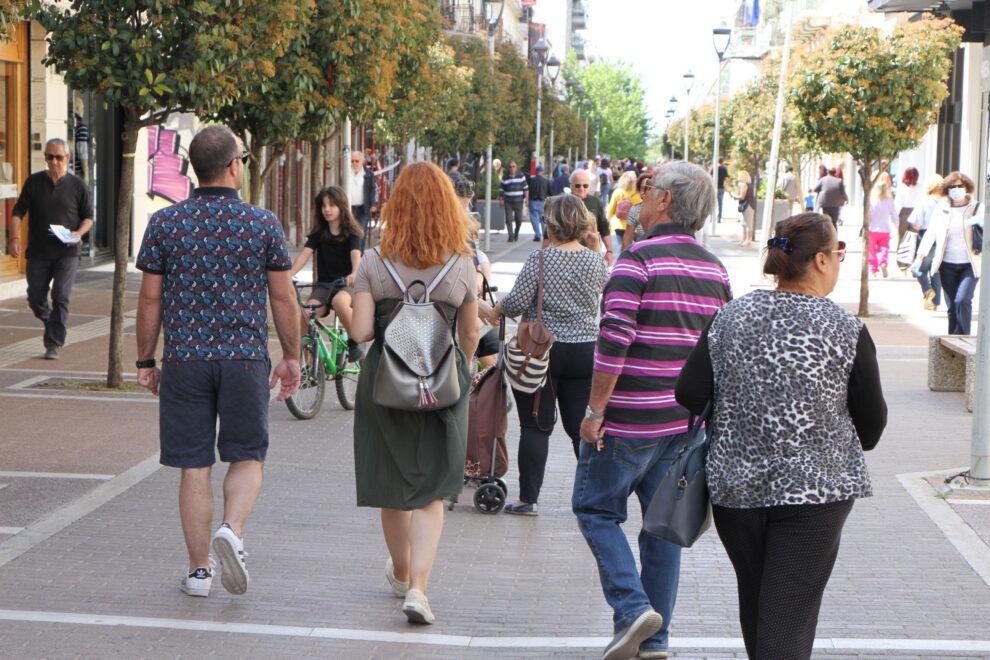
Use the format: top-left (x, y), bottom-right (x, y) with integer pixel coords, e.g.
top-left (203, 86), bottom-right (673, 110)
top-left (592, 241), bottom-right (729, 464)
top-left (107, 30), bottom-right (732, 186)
top-left (474, 483), bottom-right (506, 514)
top-left (494, 478), bottom-right (508, 498)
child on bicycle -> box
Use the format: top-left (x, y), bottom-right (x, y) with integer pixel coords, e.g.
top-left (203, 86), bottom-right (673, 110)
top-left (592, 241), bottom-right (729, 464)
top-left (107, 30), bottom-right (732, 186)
top-left (290, 186), bottom-right (364, 361)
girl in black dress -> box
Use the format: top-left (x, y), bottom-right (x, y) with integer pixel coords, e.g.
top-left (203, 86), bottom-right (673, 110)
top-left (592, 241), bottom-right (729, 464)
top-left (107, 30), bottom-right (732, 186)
top-left (290, 186), bottom-right (364, 358)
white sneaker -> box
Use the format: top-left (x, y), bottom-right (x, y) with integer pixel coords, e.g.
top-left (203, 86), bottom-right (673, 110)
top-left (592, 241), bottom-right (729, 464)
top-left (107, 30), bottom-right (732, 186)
top-left (385, 557), bottom-right (409, 598)
top-left (603, 609), bottom-right (663, 660)
top-left (180, 556), bottom-right (216, 597)
top-left (402, 588), bottom-right (435, 625)
top-left (211, 523), bottom-right (249, 595)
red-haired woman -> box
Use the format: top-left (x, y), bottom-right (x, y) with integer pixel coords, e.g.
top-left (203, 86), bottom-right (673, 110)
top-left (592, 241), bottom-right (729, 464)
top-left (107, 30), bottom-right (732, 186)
top-left (349, 162), bottom-right (480, 625)
top-left (290, 186), bottom-right (363, 359)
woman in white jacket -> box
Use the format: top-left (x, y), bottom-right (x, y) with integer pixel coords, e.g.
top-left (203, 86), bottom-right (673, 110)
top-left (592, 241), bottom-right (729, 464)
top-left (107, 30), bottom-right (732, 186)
top-left (913, 171), bottom-right (983, 335)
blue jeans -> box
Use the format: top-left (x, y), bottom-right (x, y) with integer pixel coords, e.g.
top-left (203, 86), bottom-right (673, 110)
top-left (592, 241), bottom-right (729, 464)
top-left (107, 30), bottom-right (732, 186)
top-left (939, 261), bottom-right (978, 335)
top-left (572, 431), bottom-right (687, 651)
top-left (529, 200), bottom-right (545, 240)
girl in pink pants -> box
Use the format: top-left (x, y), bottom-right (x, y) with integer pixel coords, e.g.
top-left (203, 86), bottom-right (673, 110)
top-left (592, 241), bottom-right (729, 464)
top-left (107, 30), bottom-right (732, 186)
top-left (869, 180), bottom-right (898, 277)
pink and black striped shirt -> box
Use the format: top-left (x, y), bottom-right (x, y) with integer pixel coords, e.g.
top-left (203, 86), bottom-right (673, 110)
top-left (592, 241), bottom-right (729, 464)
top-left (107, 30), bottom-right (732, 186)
top-left (595, 223), bottom-right (732, 439)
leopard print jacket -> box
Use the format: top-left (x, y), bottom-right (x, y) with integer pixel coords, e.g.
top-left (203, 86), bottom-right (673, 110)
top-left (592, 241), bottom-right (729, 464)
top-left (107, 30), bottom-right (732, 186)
top-left (706, 290), bottom-right (873, 508)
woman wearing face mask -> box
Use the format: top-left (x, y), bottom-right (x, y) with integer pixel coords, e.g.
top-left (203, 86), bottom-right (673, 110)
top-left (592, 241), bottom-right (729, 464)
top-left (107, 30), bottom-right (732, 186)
top-left (913, 172), bottom-right (984, 335)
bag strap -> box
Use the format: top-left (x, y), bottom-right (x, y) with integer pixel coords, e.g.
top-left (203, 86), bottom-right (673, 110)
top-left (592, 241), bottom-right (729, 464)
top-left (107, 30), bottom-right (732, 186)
top-left (535, 248), bottom-right (546, 322)
top-left (688, 401), bottom-right (713, 436)
top-left (376, 247), bottom-right (459, 300)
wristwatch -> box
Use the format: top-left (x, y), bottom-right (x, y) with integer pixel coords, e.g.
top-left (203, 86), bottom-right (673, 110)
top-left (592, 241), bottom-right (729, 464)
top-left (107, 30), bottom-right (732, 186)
top-left (135, 358), bottom-right (156, 369)
top-left (585, 405), bottom-right (605, 420)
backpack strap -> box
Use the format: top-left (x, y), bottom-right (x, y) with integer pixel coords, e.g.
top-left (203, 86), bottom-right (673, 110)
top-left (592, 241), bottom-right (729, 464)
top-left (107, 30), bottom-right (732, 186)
top-left (424, 253), bottom-right (461, 294)
top-left (375, 246), bottom-right (408, 295)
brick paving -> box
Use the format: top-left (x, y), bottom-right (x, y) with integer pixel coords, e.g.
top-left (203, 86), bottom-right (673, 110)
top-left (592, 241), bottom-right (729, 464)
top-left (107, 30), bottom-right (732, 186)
top-left (0, 219), bottom-right (988, 658)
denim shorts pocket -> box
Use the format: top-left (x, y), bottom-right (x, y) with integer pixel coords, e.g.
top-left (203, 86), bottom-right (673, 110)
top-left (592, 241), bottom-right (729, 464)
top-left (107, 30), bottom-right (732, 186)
top-left (611, 437), bottom-right (660, 471)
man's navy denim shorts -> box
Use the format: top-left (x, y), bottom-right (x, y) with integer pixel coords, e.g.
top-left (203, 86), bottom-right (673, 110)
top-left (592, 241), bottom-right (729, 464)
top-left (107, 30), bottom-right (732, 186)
top-left (159, 359), bottom-right (271, 468)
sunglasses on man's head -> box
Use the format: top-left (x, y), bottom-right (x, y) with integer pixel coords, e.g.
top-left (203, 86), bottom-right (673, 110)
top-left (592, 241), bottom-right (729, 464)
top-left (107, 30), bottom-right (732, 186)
top-left (44, 153), bottom-right (66, 161)
top-left (228, 151), bottom-right (250, 166)
top-left (573, 183), bottom-right (590, 189)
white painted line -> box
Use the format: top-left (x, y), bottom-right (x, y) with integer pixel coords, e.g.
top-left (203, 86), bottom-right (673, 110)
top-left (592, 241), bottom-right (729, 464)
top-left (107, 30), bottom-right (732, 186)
top-left (950, 499), bottom-right (990, 505)
top-left (0, 527), bottom-right (23, 535)
top-left (0, 392), bottom-right (157, 404)
top-left (0, 325), bottom-right (52, 331)
top-left (8, 374), bottom-right (51, 390)
top-left (0, 453), bottom-right (161, 568)
top-left (0, 471), bottom-right (114, 481)
top-left (0, 609), bottom-right (989, 652)
top-left (0, 368), bottom-right (122, 377)
top-left (898, 470), bottom-right (990, 589)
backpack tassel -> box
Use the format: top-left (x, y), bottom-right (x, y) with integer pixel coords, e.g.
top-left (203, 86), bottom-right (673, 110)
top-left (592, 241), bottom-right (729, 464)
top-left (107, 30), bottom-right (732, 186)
top-left (418, 378), bottom-right (439, 408)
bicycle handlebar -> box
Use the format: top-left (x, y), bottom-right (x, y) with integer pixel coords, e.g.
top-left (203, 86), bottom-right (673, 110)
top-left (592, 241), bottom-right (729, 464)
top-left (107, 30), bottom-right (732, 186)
top-left (294, 279), bottom-right (348, 310)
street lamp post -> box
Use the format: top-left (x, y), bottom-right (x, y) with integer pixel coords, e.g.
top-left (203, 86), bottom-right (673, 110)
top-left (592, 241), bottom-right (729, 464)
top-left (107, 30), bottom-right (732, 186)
top-left (583, 99), bottom-right (591, 159)
top-left (545, 57), bottom-right (560, 171)
top-left (709, 24), bottom-right (732, 238)
top-left (595, 115), bottom-right (602, 158)
top-left (668, 96), bottom-right (678, 157)
top-left (482, 0), bottom-right (504, 252)
top-left (682, 70), bottom-right (695, 163)
top-left (532, 39), bottom-right (550, 175)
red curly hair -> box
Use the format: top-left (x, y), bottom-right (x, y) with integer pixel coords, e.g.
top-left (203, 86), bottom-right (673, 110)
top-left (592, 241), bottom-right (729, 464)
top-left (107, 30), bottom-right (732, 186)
top-left (379, 161), bottom-right (471, 268)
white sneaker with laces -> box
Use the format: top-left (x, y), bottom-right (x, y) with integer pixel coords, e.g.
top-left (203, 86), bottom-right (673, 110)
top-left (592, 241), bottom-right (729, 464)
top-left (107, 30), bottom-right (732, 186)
top-left (211, 523), bottom-right (250, 595)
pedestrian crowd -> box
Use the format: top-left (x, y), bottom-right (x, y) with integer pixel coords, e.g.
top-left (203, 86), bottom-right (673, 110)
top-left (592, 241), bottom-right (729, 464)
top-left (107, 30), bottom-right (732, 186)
top-left (8, 124), bottom-right (907, 660)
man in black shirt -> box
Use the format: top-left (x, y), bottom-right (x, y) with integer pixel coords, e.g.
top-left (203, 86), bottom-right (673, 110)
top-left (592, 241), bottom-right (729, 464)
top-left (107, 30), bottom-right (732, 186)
top-left (571, 169), bottom-right (613, 266)
top-left (528, 165), bottom-right (551, 241)
top-left (8, 138), bottom-right (93, 359)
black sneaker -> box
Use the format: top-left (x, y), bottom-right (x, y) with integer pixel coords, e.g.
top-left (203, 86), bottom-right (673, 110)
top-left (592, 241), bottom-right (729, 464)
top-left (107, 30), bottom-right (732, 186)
top-left (346, 338), bottom-right (365, 363)
top-left (43, 345), bottom-right (59, 360)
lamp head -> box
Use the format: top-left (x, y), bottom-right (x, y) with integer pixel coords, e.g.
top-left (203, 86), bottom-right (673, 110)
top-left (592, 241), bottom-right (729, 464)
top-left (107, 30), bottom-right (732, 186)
top-left (483, 0), bottom-right (505, 27)
top-left (546, 55), bottom-right (561, 82)
top-left (534, 38), bottom-right (549, 58)
top-left (669, 96), bottom-right (678, 104)
top-left (713, 24), bottom-right (732, 58)
top-left (583, 99), bottom-right (592, 110)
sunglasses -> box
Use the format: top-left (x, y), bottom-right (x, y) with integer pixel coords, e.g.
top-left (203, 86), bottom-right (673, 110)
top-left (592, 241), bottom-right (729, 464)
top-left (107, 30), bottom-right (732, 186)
top-left (44, 153), bottom-right (67, 161)
top-left (573, 183), bottom-right (590, 189)
top-left (947, 184), bottom-right (966, 189)
top-left (228, 151), bottom-right (250, 166)
top-left (829, 240), bottom-right (846, 262)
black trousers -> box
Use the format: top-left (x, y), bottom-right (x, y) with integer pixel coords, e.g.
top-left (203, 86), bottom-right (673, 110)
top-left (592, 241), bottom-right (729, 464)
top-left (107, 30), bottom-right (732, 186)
top-left (510, 341), bottom-right (594, 504)
top-left (505, 201), bottom-right (524, 240)
top-left (821, 206), bottom-right (841, 228)
top-left (712, 499), bottom-right (854, 660)
top-left (26, 256), bottom-right (79, 348)
top-left (351, 204), bottom-right (370, 252)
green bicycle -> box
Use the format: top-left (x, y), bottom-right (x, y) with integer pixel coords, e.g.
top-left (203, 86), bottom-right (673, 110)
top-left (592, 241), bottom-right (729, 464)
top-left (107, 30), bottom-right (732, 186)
top-left (286, 281), bottom-right (362, 419)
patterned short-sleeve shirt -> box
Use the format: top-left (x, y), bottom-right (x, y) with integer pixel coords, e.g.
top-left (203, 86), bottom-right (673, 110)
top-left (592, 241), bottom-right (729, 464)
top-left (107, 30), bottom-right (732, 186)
top-left (136, 187), bottom-right (292, 362)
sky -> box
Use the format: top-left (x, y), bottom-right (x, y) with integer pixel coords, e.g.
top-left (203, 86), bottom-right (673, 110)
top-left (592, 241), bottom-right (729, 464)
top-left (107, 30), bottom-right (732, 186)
top-left (532, 0), bottom-right (741, 133)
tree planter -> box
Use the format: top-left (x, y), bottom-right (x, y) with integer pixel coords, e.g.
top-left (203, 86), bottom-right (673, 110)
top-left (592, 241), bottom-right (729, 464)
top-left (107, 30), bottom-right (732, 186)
top-left (754, 200), bottom-right (792, 236)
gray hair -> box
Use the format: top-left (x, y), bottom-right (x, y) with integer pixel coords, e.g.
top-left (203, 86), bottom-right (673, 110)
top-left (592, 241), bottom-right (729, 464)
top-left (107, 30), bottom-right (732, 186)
top-left (45, 138), bottom-right (68, 153)
top-left (545, 194), bottom-right (594, 242)
top-left (570, 168), bottom-right (592, 185)
top-left (651, 161), bottom-right (716, 232)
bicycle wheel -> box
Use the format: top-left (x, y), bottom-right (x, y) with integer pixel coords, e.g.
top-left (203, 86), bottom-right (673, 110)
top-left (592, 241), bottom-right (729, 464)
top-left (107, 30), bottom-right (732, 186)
top-left (334, 347), bottom-right (361, 411)
top-left (286, 337), bottom-right (326, 419)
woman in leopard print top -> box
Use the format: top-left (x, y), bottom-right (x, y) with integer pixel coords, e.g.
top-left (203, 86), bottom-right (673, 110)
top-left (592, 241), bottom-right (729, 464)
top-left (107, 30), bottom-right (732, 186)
top-left (676, 213), bottom-right (886, 660)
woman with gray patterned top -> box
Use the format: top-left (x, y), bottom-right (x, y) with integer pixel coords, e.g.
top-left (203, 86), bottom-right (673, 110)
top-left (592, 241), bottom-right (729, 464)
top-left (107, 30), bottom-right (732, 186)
top-left (675, 213), bottom-right (886, 660)
top-left (479, 194), bottom-right (608, 515)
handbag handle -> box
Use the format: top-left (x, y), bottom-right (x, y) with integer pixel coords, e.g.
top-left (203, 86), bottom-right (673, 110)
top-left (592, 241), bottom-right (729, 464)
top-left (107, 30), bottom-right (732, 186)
top-left (535, 248), bottom-right (546, 323)
top-left (688, 401), bottom-right (713, 435)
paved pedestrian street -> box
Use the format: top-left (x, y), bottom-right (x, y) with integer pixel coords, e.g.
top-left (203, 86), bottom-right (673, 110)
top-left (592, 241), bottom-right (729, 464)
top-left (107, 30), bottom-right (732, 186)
top-left (2, 223), bottom-right (990, 658)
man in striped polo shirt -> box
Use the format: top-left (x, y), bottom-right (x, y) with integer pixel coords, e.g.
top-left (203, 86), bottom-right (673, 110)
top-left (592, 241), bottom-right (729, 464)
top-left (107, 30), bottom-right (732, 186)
top-left (573, 161), bottom-right (732, 660)
top-left (500, 161), bottom-right (528, 242)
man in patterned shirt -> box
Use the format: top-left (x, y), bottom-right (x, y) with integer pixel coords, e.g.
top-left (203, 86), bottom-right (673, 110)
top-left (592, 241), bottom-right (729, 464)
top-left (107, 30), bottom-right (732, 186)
top-left (135, 125), bottom-right (300, 599)
top-left (573, 162), bottom-right (732, 660)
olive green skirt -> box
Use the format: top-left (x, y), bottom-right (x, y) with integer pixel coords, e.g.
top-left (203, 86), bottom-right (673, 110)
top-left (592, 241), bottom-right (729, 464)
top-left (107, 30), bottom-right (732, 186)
top-left (353, 340), bottom-right (470, 510)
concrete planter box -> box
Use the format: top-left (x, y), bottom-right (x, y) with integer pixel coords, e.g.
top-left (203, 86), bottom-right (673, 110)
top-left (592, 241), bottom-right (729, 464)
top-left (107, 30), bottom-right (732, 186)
top-left (755, 200), bottom-right (792, 231)
top-left (479, 202), bottom-right (506, 231)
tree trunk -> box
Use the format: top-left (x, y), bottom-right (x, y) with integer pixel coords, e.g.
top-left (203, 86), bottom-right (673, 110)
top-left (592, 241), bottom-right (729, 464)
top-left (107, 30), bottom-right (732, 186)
top-left (310, 137), bottom-right (323, 202)
top-left (248, 135), bottom-right (263, 207)
top-left (282, 145), bottom-right (294, 240)
top-left (106, 109), bottom-right (142, 389)
top-left (858, 160), bottom-right (873, 318)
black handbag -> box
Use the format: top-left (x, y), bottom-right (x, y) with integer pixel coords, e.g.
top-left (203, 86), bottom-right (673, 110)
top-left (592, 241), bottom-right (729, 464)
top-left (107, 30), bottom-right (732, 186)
top-left (643, 403), bottom-right (713, 548)
top-left (737, 200), bottom-right (748, 213)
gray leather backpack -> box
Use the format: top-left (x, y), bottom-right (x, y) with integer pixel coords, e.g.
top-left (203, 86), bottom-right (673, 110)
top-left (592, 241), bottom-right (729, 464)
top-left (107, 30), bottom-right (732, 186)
top-left (373, 249), bottom-right (461, 411)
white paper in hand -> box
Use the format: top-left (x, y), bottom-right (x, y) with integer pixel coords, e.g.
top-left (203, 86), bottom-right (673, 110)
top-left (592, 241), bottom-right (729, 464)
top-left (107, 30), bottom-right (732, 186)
top-left (49, 225), bottom-right (81, 245)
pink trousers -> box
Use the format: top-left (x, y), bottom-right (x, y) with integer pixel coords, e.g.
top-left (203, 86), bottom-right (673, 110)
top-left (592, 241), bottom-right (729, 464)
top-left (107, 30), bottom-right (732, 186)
top-left (868, 231), bottom-right (891, 273)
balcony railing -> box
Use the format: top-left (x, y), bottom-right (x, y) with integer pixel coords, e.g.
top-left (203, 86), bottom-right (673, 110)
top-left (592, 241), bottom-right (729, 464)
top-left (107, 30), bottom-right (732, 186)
top-left (439, 0), bottom-right (486, 36)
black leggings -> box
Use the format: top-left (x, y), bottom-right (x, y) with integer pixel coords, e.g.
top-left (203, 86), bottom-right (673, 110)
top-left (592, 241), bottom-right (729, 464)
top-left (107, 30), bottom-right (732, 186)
top-left (510, 341), bottom-right (594, 504)
top-left (713, 499), bottom-right (854, 660)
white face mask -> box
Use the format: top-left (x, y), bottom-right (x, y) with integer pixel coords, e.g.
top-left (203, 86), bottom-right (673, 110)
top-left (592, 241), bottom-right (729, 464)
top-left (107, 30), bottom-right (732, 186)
top-left (948, 187), bottom-right (968, 202)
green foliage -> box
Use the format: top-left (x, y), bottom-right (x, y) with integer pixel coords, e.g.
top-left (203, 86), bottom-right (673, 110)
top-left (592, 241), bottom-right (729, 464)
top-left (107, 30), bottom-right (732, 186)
top-left (0, 0), bottom-right (31, 39)
top-left (789, 17), bottom-right (962, 173)
top-left (726, 60), bottom-right (805, 172)
top-left (756, 179), bottom-right (787, 200)
top-left (566, 59), bottom-right (649, 159)
top-left (666, 104), bottom-right (732, 165)
top-left (35, 0), bottom-right (306, 124)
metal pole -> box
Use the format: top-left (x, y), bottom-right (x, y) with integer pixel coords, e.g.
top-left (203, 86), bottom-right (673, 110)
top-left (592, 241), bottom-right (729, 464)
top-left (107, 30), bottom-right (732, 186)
top-left (710, 59), bottom-right (725, 238)
top-left (342, 116), bottom-right (353, 193)
top-left (533, 66), bottom-right (542, 174)
top-left (683, 112), bottom-right (689, 164)
top-left (595, 123), bottom-right (600, 157)
top-left (548, 126), bottom-right (554, 176)
top-left (971, 217), bottom-right (990, 486)
top-left (757, 0), bottom-right (795, 276)
top-left (484, 30), bottom-right (495, 251)
top-left (584, 116), bottom-right (589, 159)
